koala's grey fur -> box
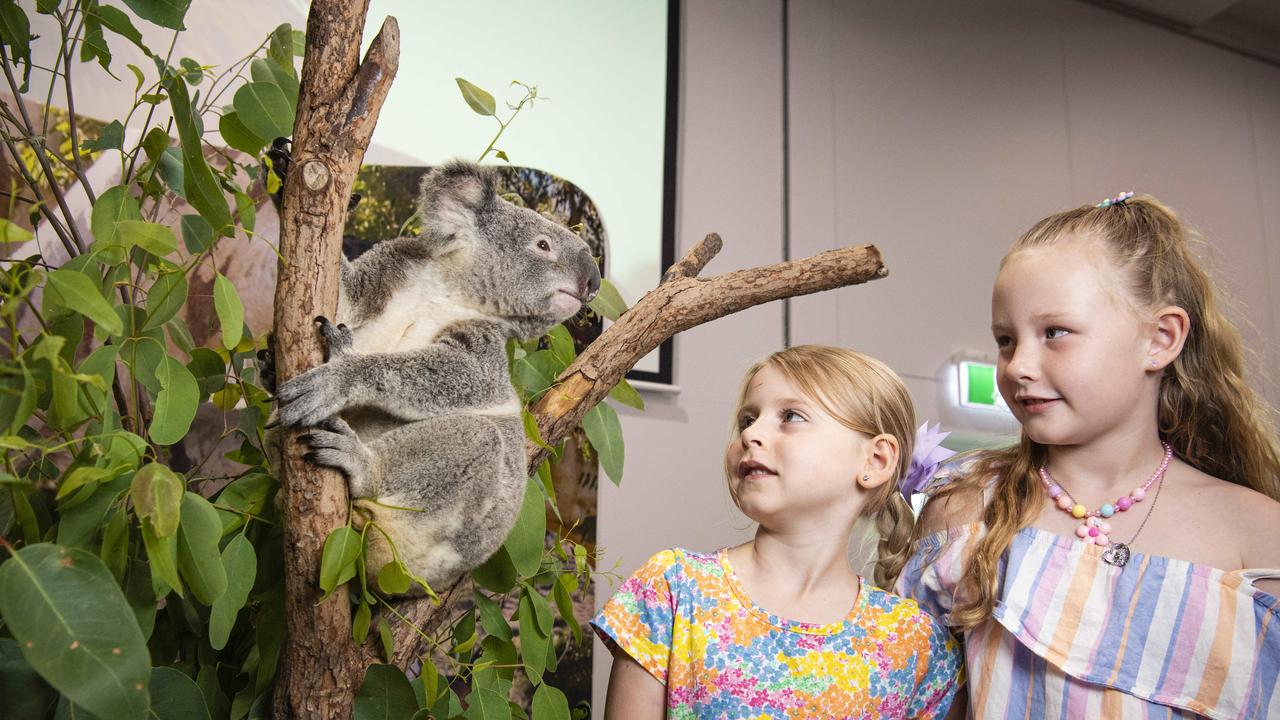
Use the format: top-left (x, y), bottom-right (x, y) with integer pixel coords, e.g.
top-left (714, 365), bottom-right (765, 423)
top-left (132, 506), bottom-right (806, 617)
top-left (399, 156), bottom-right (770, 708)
top-left (275, 160), bottom-right (600, 594)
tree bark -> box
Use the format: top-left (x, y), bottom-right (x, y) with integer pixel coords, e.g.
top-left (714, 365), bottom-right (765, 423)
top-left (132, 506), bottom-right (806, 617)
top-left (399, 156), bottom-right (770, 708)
top-left (272, 2), bottom-right (398, 717)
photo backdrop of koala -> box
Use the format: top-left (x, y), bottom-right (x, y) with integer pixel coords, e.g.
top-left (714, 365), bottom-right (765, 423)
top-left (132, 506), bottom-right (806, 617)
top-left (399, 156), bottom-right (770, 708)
top-left (344, 164), bottom-right (605, 712)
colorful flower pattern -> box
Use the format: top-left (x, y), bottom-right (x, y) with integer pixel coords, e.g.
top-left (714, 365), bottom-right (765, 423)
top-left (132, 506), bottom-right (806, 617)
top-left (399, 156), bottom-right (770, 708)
top-left (592, 548), bottom-right (962, 719)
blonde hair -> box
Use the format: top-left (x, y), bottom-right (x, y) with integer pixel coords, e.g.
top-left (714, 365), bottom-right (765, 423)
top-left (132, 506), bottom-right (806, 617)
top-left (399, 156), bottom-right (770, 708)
top-left (730, 345), bottom-right (918, 588)
top-left (942, 195), bottom-right (1280, 631)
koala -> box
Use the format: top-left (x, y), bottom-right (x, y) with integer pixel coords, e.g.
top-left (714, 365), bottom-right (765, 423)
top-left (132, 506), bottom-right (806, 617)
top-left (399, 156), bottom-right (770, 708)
top-left (274, 160), bottom-right (600, 594)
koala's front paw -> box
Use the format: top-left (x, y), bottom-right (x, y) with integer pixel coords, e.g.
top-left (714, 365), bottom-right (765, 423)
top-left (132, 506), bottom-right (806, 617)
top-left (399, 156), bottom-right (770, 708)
top-left (299, 417), bottom-right (376, 496)
top-left (276, 363), bottom-right (346, 428)
top-left (315, 316), bottom-right (354, 361)
top-left (258, 334), bottom-right (277, 395)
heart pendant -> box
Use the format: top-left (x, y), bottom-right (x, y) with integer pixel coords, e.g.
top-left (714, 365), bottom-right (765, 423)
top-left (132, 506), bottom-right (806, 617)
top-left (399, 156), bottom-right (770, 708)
top-left (1102, 542), bottom-right (1131, 568)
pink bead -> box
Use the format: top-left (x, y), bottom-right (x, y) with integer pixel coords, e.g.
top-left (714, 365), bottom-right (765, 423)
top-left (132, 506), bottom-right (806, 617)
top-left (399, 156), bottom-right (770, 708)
top-left (1116, 497), bottom-right (1132, 511)
top-left (1100, 522), bottom-right (1112, 534)
top-left (1075, 526), bottom-right (1089, 538)
top-left (1057, 496), bottom-right (1074, 510)
top-left (1095, 534), bottom-right (1109, 547)
top-left (1048, 485), bottom-right (1062, 499)
top-left (1131, 488), bottom-right (1146, 501)
top-left (1088, 527), bottom-right (1099, 537)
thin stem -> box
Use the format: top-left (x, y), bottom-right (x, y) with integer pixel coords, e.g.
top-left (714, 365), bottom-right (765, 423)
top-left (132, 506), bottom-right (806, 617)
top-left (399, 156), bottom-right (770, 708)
top-left (123, 31), bottom-right (180, 183)
top-left (60, 6), bottom-right (96, 206)
top-left (0, 123), bottom-right (79, 258)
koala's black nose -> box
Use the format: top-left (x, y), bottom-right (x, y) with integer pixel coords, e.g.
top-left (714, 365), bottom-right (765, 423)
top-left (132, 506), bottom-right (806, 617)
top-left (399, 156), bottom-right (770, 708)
top-left (579, 253), bottom-right (601, 302)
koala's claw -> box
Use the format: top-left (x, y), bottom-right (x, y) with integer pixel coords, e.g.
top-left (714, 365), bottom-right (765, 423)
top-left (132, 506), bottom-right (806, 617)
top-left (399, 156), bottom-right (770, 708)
top-left (276, 364), bottom-right (345, 428)
top-left (298, 418), bottom-right (373, 492)
top-left (315, 315), bottom-right (355, 360)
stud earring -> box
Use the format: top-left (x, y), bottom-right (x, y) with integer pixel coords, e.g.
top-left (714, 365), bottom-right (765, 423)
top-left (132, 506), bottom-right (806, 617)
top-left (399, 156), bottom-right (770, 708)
top-left (862, 474), bottom-right (870, 481)
top-left (1149, 359), bottom-right (1158, 368)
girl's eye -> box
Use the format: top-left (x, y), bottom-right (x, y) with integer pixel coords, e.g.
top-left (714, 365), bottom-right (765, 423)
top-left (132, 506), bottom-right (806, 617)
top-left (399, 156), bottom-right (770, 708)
top-left (737, 414), bottom-right (756, 431)
top-left (536, 239), bottom-right (551, 252)
top-left (994, 335), bottom-right (1013, 349)
top-left (782, 410), bottom-right (805, 423)
top-left (1045, 327), bottom-right (1069, 340)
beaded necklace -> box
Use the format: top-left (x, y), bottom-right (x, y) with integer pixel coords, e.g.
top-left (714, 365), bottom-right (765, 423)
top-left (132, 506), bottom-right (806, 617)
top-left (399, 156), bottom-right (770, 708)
top-left (1038, 442), bottom-right (1173, 561)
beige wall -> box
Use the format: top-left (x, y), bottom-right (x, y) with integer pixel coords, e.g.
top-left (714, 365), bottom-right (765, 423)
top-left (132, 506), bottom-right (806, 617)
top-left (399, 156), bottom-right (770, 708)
top-left (592, 0), bottom-right (1280, 709)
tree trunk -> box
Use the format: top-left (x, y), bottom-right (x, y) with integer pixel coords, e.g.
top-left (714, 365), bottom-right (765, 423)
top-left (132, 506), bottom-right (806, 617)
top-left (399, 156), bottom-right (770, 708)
top-left (271, 2), bottom-right (398, 717)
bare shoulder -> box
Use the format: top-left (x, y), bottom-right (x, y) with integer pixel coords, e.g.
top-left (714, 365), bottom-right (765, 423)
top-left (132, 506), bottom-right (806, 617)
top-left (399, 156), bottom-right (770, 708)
top-left (1184, 470), bottom-right (1280, 569)
top-left (917, 479), bottom-right (987, 537)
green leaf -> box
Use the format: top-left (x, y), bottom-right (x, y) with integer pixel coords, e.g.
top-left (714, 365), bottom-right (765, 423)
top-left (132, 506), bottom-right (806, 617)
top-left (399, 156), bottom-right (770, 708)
top-left (504, 477), bottom-right (546, 577)
top-left (76, 344), bottom-right (118, 417)
top-left (232, 82), bottom-right (294, 142)
top-left (512, 350), bottom-right (561, 399)
top-left (179, 213), bottom-right (212, 254)
top-left (178, 56), bottom-right (202, 84)
top-left (0, 361), bottom-right (37, 434)
top-left (0, 637), bottom-right (57, 720)
top-left (464, 687), bottom-right (511, 720)
top-left (82, 120), bottom-right (125, 153)
top-left (250, 57), bottom-right (298, 108)
top-left (582, 402), bottom-right (624, 485)
top-left (209, 533), bottom-right (255, 649)
top-left (473, 590), bottom-right (512, 641)
top-left (268, 23), bottom-right (296, 70)
top-left (0, 1), bottom-right (32, 67)
top-left (517, 590), bottom-right (549, 685)
top-left (455, 77), bottom-right (496, 116)
top-left (587, 278), bottom-right (628, 321)
top-left (375, 560), bottom-right (412, 595)
top-left (608, 378), bottom-right (645, 410)
top-left (115, 219), bottom-right (178, 258)
top-left (143, 272), bottom-right (188, 331)
top-left (56, 464), bottom-right (125, 500)
top-left (354, 664), bottom-right (418, 720)
top-left (235, 191), bottom-right (256, 233)
top-left (545, 325), bottom-right (575, 365)
top-left (120, 0), bottom-right (189, 30)
top-left (532, 683), bottom-right (570, 720)
top-left (79, 11), bottom-right (110, 71)
top-left (149, 356), bottom-right (198, 445)
top-left (90, 185), bottom-right (142, 263)
top-left (213, 272), bottom-right (244, 350)
top-left (91, 6), bottom-right (150, 57)
top-left (217, 111), bottom-right (265, 157)
top-left (352, 600), bottom-right (371, 645)
top-left (0, 544), bottom-right (150, 720)
top-left (318, 526), bottom-right (360, 597)
top-left (45, 268), bottom-right (123, 336)
top-left (166, 76), bottom-right (231, 236)
top-left (141, 520), bottom-right (183, 597)
top-left (149, 666), bottom-right (210, 720)
top-left (553, 573), bottom-right (582, 645)
top-left (290, 29), bottom-right (305, 56)
top-left (100, 508), bottom-right (129, 582)
top-left (214, 471), bottom-right (271, 535)
top-left (377, 615), bottom-right (393, 661)
top-left (131, 463), bottom-right (184, 538)
top-left (471, 545), bottom-right (516, 594)
top-left (0, 217), bottom-right (33, 242)
top-left (156, 147), bottom-right (186, 200)
top-left (176, 492), bottom-right (228, 605)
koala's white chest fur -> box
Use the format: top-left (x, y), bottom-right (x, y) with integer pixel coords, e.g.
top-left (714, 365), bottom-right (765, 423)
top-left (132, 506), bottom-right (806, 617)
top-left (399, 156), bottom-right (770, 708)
top-left (338, 265), bottom-right (485, 354)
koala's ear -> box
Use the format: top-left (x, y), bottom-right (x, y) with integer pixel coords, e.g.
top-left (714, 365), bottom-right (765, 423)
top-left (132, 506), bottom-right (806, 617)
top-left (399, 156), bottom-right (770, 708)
top-left (417, 160), bottom-right (498, 253)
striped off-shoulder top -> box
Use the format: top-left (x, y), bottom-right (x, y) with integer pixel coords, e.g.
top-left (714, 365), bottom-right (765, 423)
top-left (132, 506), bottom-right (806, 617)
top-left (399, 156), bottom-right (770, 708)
top-left (897, 521), bottom-right (1280, 719)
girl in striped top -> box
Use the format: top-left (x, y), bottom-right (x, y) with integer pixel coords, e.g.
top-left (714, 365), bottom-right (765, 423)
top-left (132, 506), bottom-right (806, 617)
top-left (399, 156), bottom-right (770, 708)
top-left (897, 195), bottom-right (1280, 719)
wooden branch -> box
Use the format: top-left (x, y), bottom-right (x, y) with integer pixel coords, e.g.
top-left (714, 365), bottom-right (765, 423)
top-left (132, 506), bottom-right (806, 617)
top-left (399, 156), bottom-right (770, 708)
top-left (272, 2), bottom-right (398, 717)
top-left (525, 234), bottom-right (888, 473)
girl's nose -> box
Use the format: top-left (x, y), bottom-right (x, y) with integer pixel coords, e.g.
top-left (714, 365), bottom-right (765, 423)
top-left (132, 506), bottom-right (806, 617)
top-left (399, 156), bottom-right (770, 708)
top-left (1006, 345), bottom-right (1038, 381)
top-left (740, 419), bottom-right (766, 447)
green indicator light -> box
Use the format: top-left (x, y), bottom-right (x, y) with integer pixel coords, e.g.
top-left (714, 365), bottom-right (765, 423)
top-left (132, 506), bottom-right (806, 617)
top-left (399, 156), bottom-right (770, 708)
top-left (961, 361), bottom-right (1000, 408)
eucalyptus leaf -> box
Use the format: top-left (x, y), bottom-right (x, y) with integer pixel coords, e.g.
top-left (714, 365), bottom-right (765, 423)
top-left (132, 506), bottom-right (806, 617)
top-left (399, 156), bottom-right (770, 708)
top-left (233, 81), bottom-right (294, 142)
top-left (354, 664), bottom-right (418, 720)
top-left (149, 666), bottom-right (210, 720)
top-left (587, 278), bottom-right (628, 321)
top-left (464, 687), bottom-right (511, 720)
top-left (179, 213), bottom-right (212, 254)
top-left (455, 77), bottom-right (497, 116)
top-left (532, 683), bottom-right (570, 720)
top-left (318, 526), bottom-right (360, 598)
top-left (149, 356), bottom-right (198, 445)
top-left (100, 508), bottom-right (129, 582)
top-left (217, 111), bottom-right (265, 157)
top-left (504, 477), bottom-right (546, 577)
top-left (114, 220), bottom-right (177, 258)
top-left (155, 147), bottom-right (186, 200)
top-left (250, 57), bottom-right (298, 107)
top-left (517, 591), bottom-right (549, 685)
top-left (0, 217), bottom-right (32, 243)
top-left (0, 361), bottom-right (36, 434)
top-left (45, 269), bottom-right (123, 336)
top-left (143, 272), bottom-right (188, 331)
top-left (120, 0), bottom-right (190, 30)
top-left (131, 463), bottom-right (183, 538)
top-left (209, 533), bottom-right (256, 649)
top-left (553, 573), bottom-right (582, 645)
top-left (352, 599), bottom-right (371, 645)
top-left (375, 560), bottom-right (411, 595)
top-left (471, 544), bottom-right (516, 594)
top-left (176, 492), bottom-right (228, 605)
top-left (166, 76), bottom-right (231, 235)
top-left (83, 120), bottom-right (124, 152)
top-left (141, 519), bottom-right (183, 598)
top-left (582, 402), bottom-right (625, 485)
top-left (89, 185), bottom-right (141, 263)
top-left (92, 5), bottom-right (150, 57)
top-left (0, 637), bottom-right (57, 720)
top-left (608, 378), bottom-right (645, 410)
top-left (473, 590), bottom-right (511, 642)
top-left (79, 12), bottom-right (110, 71)
top-left (0, 1), bottom-right (32, 67)
top-left (0, 544), bottom-right (150, 720)
top-left (213, 272), bottom-right (244, 351)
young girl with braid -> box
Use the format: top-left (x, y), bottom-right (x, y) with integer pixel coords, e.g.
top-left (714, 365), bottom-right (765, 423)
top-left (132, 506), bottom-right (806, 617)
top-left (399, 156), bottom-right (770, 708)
top-left (899, 194), bottom-right (1280, 719)
top-left (594, 345), bottom-right (962, 719)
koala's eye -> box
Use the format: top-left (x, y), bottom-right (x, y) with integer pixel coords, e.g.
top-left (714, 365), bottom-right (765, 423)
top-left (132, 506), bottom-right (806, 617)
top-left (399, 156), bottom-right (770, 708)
top-left (536, 239), bottom-right (551, 252)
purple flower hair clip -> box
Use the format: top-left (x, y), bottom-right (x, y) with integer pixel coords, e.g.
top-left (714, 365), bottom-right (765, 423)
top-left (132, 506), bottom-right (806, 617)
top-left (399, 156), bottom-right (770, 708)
top-left (900, 422), bottom-right (957, 502)
top-left (1096, 191), bottom-right (1135, 208)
